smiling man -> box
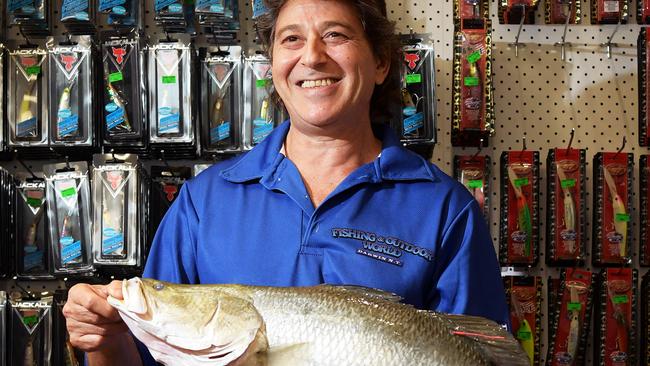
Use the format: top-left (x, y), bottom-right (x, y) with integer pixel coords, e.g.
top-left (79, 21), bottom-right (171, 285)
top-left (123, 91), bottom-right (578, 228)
top-left (63, 0), bottom-right (510, 364)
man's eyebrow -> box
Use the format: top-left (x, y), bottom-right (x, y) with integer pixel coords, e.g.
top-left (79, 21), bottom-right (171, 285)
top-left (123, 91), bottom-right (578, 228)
top-left (275, 21), bottom-right (357, 37)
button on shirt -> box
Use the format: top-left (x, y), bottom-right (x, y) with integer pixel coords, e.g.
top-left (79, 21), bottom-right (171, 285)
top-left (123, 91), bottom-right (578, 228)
top-left (139, 121), bottom-right (509, 364)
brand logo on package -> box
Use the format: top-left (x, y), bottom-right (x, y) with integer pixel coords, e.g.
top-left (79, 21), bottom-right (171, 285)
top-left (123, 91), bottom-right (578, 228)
top-left (404, 52), bottom-right (420, 71)
top-left (53, 50), bottom-right (88, 81)
top-left (112, 47), bottom-right (127, 64)
top-left (20, 57), bottom-right (37, 67)
top-left (331, 227), bottom-right (434, 267)
top-left (207, 62), bottom-right (236, 89)
top-left (61, 54), bottom-right (77, 71)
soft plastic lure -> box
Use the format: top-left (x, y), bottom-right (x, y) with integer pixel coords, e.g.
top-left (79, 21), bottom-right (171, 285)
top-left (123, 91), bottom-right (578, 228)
top-left (507, 165), bottom-right (532, 257)
top-left (556, 163), bottom-right (576, 253)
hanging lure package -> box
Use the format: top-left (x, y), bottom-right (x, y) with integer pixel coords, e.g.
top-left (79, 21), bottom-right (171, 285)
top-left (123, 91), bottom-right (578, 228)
top-left (639, 28), bottom-right (650, 146)
top-left (453, 155), bottom-right (490, 222)
top-left (395, 35), bottom-right (436, 145)
top-left (498, 0), bottom-right (540, 24)
top-left (47, 36), bottom-right (94, 147)
top-left (0, 292), bottom-right (5, 366)
top-left (639, 0), bottom-right (650, 23)
top-left (546, 0), bottom-right (581, 24)
top-left (453, 0), bottom-right (489, 28)
top-left (8, 295), bottom-right (53, 366)
top-left (642, 272), bottom-right (650, 365)
top-left (200, 46), bottom-right (242, 155)
top-left (592, 152), bottom-right (633, 267)
top-left (452, 24), bottom-right (493, 147)
top-left (149, 166), bottom-right (191, 241)
top-left (60, 0), bottom-right (96, 35)
top-left (641, 155), bottom-right (650, 266)
top-left (591, 0), bottom-right (628, 23)
top-left (196, 0), bottom-right (240, 42)
top-left (594, 268), bottom-right (637, 366)
top-left (251, 0), bottom-right (269, 18)
top-left (154, 0), bottom-right (194, 34)
top-left (243, 53), bottom-right (282, 149)
top-left (0, 169), bottom-right (16, 279)
top-left (101, 33), bottom-right (147, 150)
top-left (500, 151), bottom-right (539, 266)
top-left (148, 40), bottom-right (194, 144)
top-left (51, 290), bottom-right (82, 366)
top-left (503, 275), bottom-right (542, 366)
top-left (546, 268), bottom-right (594, 366)
top-left (8, 45), bottom-right (49, 147)
top-left (44, 161), bottom-right (92, 276)
top-left (7, 0), bottom-right (51, 36)
top-left (546, 148), bottom-right (586, 266)
top-left (15, 173), bottom-right (52, 279)
top-left (92, 154), bottom-right (145, 272)
top-left (193, 163), bottom-right (213, 177)
top-left (97, 0), bottom-right (140, 28)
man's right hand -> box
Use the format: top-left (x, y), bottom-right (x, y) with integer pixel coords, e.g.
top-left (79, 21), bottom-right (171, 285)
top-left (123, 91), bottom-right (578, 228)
top-left (63, 281), bottom-right (128, 352)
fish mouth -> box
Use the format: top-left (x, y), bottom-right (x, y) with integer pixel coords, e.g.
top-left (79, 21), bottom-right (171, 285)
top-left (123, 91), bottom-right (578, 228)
top-left (122, 277), bottom-right (149, 315)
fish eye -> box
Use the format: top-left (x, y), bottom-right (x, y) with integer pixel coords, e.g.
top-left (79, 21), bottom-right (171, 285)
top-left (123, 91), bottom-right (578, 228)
top-left (153, 283), bottom-right (164, 291)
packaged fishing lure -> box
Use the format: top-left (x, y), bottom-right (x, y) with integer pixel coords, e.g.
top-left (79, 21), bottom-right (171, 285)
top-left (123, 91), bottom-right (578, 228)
top-left (154, 0), bottom-right (191, 34)
top-left (92, 154), bottom-right (146, 272)
top-left (452, 24), bottom-right (493, 147)
top-left (453, 0), bottom-right (489, 28)
top-left (101, 33), bottom-right (147, 149)
top-left (243, 54), bottom-right (282, 149)
top-left (197, 0), bottom-right (240, 43)
top-left (0, 168), bottom-right (16, 279)
top-left (641, 155), bottom-right (650, 266)
top-left (592, 152), bottom-right (633, 267)
top-left (639, 29), bottom-right (650, 146)
top-left (395, 35), bottom-right (436, 145)
top-left (546, 0), bottom-right (582, 24)
top-left (51, 290), bottom-right (82, 366)
top-left (641, 272), bottom-right (650, 366)
top-left (148, 40), bottom-right (194, 144)
top-left (149, 166), bottom-right (191, 240)
top-left (44, 161), bottom-right (92, 275)
top-left (546, 269), bottom-right (594, 366)
top-left (503, 275), bottom-right (542, 366)
top-left (8, 295), bottom-right (53, 366)
top-left (498, 0), bottom-right (540, 24)
top-left (200, 46), bottom-right (242, 154)
top-left (15, 174), bottom-right (52, 279)
top-left (251, 0), bottom-right (269, 18)
top-left (8, 46), bottom-right (49, 147)
top-left (60, 0), bottom-right (96, 35)
top-left (546, 148), bottom-right (586, 266)
top-left (594, 268), bottom-right (637, 366)
top-left (453, 155), bottom-right (490, 222)
top-left (7, 0), bottom-right (51, 36)
top-left (590, 0), bottom-right (628, 23)
top-left (0, 292), bottom-right (5, 366)
top-left (97, 0), bottom-right (139, 28)
top-left (500, 150), bottom-right (539, 266)
top-left (47, 36), bottom-right (93, 146)
top-left (639, 0), bottom-right (650, 23)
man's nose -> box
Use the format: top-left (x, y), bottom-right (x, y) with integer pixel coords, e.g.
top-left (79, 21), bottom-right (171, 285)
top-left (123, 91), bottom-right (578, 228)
top-left (300, 36), bottom-right (328, 68)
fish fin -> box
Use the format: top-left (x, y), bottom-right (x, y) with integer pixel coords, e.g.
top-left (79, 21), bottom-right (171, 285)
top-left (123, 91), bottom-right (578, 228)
top-left (267, 343), bottom-right (312, 366)
top-left (434, 313), bottom-right (530, 366)
top-left (324, 285), bottom-right (402, 303)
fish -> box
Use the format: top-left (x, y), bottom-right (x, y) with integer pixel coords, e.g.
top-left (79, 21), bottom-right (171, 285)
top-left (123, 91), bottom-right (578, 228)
top-left (108, 277), bottom-right (529, 366)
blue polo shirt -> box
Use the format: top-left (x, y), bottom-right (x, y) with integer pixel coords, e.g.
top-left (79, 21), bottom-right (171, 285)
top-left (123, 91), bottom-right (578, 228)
top-left (138, 121), bottom-right (508, 363)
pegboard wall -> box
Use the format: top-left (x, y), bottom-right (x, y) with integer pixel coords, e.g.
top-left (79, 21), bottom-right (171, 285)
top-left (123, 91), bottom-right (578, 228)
top-left (1, 0), bottom-right (648, 365)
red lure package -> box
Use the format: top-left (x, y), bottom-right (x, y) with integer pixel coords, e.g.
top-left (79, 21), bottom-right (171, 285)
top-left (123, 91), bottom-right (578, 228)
top-left (503, 275), bottom-right (542, 365)
top-left (547, 269), bottom-right (595, 366)
top-left (453, 155), bottom-right (490, 222)
top-left (641, 272), bottom-right (650, 365)
top-left (639, 0), bottom-right (650, 23)
top-left (546, 148), bottom-right (586, 266)
top-left (590, 0), bottom-right (629, 24)
top-left (453, 0), bottom-right (489, 28)
top-left (639, 29), bottom-right (650, 146)
top-left (546, 0), bottom-right (582, 24)
top-left (452, 25), bottom-right (493, 147)
top-left (498, 0), bottom-right (540, 24)
top-left (592, 152), bottom-right (633, 266)
top-left (500, 151), bottom-right (539, 266)
top-left (640, 155), bottom-right (650, 266)
top-left (594, 268), bottom-right (637, 366)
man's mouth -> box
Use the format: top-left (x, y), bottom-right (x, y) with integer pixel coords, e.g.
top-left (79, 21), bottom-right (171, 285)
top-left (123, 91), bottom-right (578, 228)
top-left (299, 78), bottom-right (339, 88)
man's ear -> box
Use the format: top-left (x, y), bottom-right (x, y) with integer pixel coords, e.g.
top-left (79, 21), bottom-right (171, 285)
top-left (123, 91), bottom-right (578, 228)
top-left (374, 52), bottom-right (391, 85)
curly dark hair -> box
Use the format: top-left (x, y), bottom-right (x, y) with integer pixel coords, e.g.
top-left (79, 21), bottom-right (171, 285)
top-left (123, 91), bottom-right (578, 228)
top-left (255, 0), bottom-right (401, 123)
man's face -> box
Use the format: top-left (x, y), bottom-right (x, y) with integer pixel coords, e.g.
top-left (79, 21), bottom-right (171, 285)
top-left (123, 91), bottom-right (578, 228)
top-left (271, 0), bottom-right (389, 130)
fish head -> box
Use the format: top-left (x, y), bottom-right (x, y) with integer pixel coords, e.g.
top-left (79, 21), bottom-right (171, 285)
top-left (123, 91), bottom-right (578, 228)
top-left (109, 277), bottom-right (268, 365)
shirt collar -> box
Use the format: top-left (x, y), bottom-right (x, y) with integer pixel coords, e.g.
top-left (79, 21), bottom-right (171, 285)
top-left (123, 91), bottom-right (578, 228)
top-left (219, 120), bottom-right (438, 183)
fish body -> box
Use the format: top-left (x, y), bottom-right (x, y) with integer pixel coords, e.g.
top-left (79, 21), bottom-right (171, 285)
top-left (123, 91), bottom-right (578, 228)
top-left (109, 278), bottom-right (528, 366)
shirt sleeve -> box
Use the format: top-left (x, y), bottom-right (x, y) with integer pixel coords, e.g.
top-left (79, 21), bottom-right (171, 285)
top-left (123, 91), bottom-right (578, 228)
top-left (143, 183), bottom-right (199, 283)
top-left (428, 199), bottom-right (511, 330)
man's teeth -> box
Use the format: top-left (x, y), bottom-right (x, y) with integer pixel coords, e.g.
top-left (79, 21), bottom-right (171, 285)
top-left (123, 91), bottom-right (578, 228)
top-left (301, 79), bottom-right (335, 88)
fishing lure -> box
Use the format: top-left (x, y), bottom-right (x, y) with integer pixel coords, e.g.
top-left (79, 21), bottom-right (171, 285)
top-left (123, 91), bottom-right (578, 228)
top-left (106, 82), bottom-right (132, 132)
top-left (556, 163), bottom-right (576, 254)
top-left (507, 165), bottom-right (532, 257)
top-left (603, 166), bottom-right (627, 258)
top-left (17, 81), bottom-right (38, 138)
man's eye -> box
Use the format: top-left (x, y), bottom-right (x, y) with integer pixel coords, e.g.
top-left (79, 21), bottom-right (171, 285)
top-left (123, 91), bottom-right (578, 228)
top-left (325, 32), bottom-right (347, 40)
top-left (283, 35), bottom-right (300, 43)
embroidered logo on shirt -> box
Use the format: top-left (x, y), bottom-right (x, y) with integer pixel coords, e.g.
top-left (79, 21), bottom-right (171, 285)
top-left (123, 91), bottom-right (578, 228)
top-left (331, 227), bottom-right (434, 267)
